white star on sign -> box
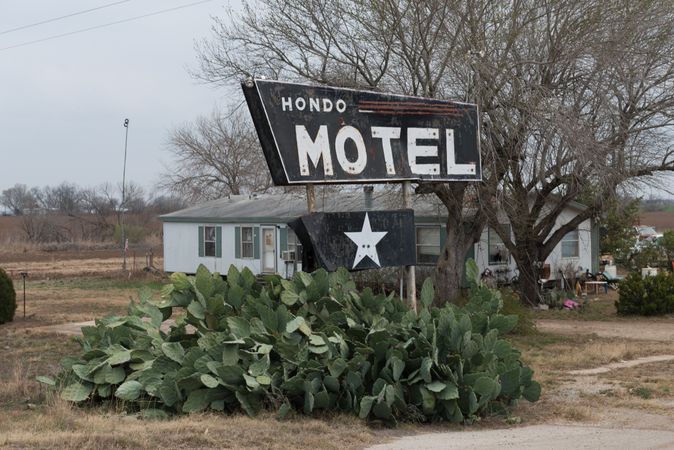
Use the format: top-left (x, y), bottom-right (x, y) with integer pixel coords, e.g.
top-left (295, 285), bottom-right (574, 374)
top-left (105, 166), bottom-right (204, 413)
top-left (344, 213), bottom-right (388, 269)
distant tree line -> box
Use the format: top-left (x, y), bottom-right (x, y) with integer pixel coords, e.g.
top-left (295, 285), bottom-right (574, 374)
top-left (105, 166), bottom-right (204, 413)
top-left (1, 182), bottom-right (186, 244)
top-left (1, 182), bottom-right (185, 217)
top-left (640, 198), bottom-right (674, 213)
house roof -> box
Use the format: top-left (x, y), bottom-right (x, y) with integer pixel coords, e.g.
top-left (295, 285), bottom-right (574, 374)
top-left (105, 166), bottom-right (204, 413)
top-left (160, 189), bottom-right (590, 225)
top-left (160, 190), bottom-right (449, 224)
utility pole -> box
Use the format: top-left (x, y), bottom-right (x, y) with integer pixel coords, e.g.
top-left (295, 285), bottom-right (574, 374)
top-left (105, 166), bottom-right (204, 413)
top-left (121, 118), bottom-right (129, 271)
top-left (20, 272), bottom-right (27, 319)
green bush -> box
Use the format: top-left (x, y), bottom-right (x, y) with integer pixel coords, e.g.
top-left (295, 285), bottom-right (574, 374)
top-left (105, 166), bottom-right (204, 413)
top-left (616, 272), bottom-right (674, 316)
top-left (0, 268), bottom-right (17, 325)
top-left (40, 261), bottom-right (540, 426)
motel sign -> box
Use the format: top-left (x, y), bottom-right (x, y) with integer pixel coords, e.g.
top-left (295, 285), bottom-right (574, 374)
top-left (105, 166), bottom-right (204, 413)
top-left (242, 79), bottom-right (481, 185)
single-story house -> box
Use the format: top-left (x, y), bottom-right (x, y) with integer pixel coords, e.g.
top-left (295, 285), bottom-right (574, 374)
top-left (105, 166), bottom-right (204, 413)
top-left (160, 190), bottom-right (599, 280)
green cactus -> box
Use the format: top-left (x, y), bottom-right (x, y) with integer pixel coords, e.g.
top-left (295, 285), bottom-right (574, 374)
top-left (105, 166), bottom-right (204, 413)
top-left (41, 261), bottom-right (540, 426)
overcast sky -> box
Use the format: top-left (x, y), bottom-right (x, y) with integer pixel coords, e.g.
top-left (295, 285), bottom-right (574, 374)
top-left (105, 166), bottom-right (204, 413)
top-left (0, 0), bottom-right (240, 196)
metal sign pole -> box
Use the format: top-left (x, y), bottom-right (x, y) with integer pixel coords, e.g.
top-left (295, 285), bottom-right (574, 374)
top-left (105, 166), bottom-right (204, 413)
top-left (20, 272), bottom-right (27, 319)
top-left (402, 181), bottom-right (417, 313)
top-left (306, 184), bottom-right (316, 213)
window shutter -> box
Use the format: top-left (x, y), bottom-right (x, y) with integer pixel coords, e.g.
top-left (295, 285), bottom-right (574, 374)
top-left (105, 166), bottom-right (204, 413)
top-left (439, 225), bottom-right (446, 253)
top-left (198, 226), bottom-right (204, 257)
top-left (216, 226), bottom-right (222, 258)
top-left (279, 227), bottom-right (288, 252)
top-left (235, 226), bottom-right (241, 259)
top-left (253, 227), bottom-right (260, 259)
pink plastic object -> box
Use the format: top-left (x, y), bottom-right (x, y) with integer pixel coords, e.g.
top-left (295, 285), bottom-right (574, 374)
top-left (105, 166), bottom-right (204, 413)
top-left (563, 299), bottom-right (580, 309)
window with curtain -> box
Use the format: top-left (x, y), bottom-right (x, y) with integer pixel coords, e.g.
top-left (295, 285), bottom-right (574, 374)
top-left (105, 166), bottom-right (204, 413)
top-left (204, 226), bottom-right (216, 257)
top-left (241, 226), bottom-right (254, 258)
top-left (561, 229), bottom-right (579, 258)
top-left (416, 227), bottom-right (440, 265)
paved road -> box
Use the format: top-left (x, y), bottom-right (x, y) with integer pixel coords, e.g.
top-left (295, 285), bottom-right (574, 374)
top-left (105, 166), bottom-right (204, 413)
top-left (367, 425), bottom-right (674, 450)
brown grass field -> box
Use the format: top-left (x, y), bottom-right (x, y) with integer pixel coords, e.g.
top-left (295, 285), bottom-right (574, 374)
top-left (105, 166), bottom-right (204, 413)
top-left (0, 214), bottom-right (163, 279)
top-left (1, 251), bottom-right (674, 448)
top-left (639, 211), bottom-right (674, 232)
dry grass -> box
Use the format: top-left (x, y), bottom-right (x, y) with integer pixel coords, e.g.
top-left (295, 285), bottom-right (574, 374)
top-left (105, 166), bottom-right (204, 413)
top-left (533, 295), bottom-right (620, 321)
top-left (0, 403), bottom-right (378, 450)
top-left (512, 331), bottom-right (674, 428)
top-left (639, 211), bottom-right (674, 232)
top-left (2, 275), bottom-right (164, 326)
top-left (599, 360), bottom-right (674, 401)
top-left (0, 239), bottom-right (118, 255)
top-left (2, 256), bottom-right (165, 280)
top-left (0, 332), bottom-right (80, 410)
top-left (512, 333), bottom-right (674, 372)
top-left (0, 360), bottom-right (33, 405)
top-left (0, 323), bottom-right (378, 450)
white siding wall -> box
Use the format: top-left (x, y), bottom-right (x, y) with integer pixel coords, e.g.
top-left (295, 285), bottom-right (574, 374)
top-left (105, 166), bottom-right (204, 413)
top-left (472, 211), bottom-right (592, 280)
top-left (163, 222), bottom-right (300, 276)
top-left (163, 222), bottom-right (203, 273)
top-left (164, 207), bottom-right (591, 280)
top-left (543, 211), bottom-right (593, 276)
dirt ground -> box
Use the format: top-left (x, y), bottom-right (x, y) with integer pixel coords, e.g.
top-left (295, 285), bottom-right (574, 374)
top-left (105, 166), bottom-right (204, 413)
top-left (2, 256), bottom-right (164, 279)
top-left (537, 318), bottom-right (674, 341)
top-left (1, 276), bottom-right (164, 326)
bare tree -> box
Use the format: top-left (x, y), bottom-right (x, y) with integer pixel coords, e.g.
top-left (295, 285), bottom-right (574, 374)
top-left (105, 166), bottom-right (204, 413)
top-left (147, 194), bottom-right (187, 215)
top-left (196, 0), bottom-right (674, 303)
top-left (160, 109), bottom-right (273, 202)
top-left (80, 183), bottom-right (118, 240)
top-left (120, 181), bottom-right (147, 215)
top-left (1, 184), bottom-right (37, 215)
top-left (40, 182), bottom-right (84, 216)
top-left (473, 1), bottom-right (674, 304)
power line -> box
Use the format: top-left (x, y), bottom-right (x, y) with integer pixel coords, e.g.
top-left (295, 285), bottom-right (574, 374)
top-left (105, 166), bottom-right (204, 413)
top-left (0, 0), bottom-right (217, 52)
top-left (0, 0), bottom-right (135, 36)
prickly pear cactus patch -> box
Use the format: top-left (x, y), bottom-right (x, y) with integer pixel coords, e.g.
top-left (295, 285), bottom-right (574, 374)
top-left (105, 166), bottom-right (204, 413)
top-left (40, 261), bottom-right (540, 425)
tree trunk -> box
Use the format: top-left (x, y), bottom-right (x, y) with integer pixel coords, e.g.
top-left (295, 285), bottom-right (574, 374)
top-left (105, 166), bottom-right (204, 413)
top-left (517, 261), bottom-right (540, 306)
top-left (510, 240), bottom-right (543, 306)
top-left (427, 183), bottom-right (484, 304)
top-left (433, 210), bottom-right (482, 304)
top-left (434, 235), bottom-right (474, 303)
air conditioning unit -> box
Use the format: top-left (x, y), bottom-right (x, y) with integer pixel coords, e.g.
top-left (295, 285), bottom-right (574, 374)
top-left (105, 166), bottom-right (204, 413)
top-left (281, 250), bottom-right (296, 261)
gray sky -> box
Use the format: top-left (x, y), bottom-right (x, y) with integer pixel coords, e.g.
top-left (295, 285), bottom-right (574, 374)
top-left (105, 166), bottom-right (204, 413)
top-left (0, 0), bottom-right (240, 196)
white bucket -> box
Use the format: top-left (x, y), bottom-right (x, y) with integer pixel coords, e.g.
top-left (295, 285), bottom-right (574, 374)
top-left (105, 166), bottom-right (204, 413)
top-left (641, 267), bottom-right (658, 277)
top-left (605, 265), bottom-right (617, 278)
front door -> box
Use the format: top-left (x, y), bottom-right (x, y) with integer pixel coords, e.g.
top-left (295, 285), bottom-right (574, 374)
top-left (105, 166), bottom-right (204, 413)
top-left (262, 227), bottom-right (276, 273)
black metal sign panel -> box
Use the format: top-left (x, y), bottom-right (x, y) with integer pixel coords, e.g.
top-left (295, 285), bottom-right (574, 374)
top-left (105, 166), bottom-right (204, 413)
top-left (242, 79), bottom-right (480, 185)
top-left (288, 209), bottom-right (416, 271)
